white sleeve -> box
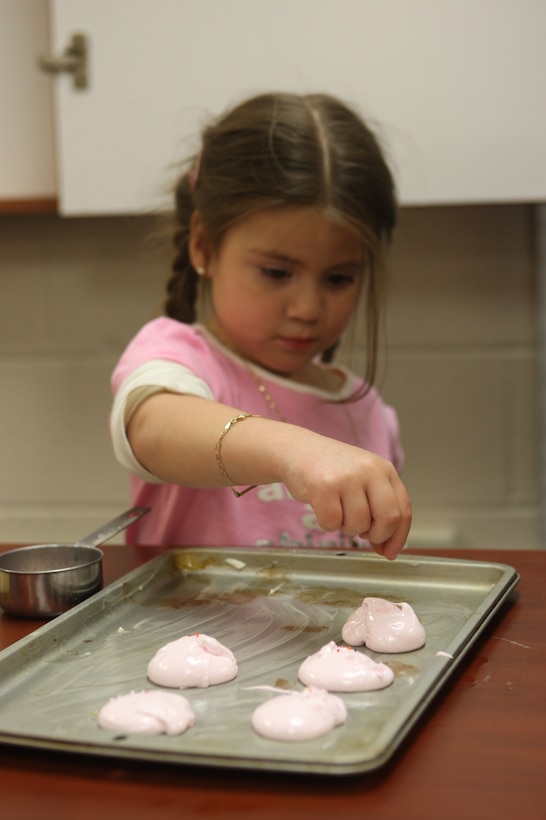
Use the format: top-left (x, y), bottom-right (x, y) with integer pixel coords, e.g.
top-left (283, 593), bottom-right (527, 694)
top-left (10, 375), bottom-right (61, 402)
top-left (110, 359), bottom-right (214, 482)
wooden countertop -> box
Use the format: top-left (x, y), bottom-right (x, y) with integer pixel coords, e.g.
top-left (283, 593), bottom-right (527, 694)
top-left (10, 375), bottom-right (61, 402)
top-left (0, 546), bottom-right (544, 820)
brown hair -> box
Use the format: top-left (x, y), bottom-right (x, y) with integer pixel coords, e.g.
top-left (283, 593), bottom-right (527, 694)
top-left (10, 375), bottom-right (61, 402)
top-left (164, 92), bottom-right (397, 386)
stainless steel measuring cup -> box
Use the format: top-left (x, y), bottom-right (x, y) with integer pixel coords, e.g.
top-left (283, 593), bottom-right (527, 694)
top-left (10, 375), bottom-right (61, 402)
top-left (0, 506), bottom-right (150, 618)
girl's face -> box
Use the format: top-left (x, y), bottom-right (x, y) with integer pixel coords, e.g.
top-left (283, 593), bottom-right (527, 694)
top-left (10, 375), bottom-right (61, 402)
top-left (192, 206), bottom-right (365, 382)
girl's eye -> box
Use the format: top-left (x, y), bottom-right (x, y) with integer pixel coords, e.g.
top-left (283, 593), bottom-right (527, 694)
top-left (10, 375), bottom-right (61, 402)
top-left (326, 272), bottom-right (358, 288)
top-left (261, 267), bottom-right (291, 280)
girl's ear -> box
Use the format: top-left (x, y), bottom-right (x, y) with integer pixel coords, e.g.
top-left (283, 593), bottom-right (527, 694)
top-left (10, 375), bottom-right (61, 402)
top-left (189, 211), bottom-right (210, 272)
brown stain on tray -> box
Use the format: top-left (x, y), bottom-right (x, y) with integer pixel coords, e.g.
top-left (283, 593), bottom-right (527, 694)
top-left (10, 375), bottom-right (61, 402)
top-left (387, 660), bottom-right (421, 677)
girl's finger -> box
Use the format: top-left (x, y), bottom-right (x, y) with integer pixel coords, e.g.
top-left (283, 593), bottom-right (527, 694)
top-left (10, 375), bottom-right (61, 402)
top-left (365, 477), bottom-right (412, 558)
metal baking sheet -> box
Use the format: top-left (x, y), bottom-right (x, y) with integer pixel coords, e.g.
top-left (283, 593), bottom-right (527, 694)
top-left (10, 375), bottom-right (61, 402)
top-left (0, 547), bottom-right (518, 775)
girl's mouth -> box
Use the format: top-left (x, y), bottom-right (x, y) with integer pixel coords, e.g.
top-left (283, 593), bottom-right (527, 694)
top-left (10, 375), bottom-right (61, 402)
top-left (277, 336), bottom-right (317, 352)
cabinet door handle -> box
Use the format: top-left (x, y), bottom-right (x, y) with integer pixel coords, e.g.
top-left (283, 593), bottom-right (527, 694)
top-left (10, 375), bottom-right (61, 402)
top-left (38, 33), bottom-right (88, 90)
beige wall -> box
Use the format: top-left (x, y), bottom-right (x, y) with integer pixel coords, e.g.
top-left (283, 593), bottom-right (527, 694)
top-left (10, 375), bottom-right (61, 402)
top-left (0, 205), bottom-right (540, 549)
top-left (380, 205), bottom-right (539, 549)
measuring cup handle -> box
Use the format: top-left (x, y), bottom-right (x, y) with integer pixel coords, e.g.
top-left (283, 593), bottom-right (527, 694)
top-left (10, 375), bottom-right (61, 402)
top-left (75, 506), bottom-right (151, 548)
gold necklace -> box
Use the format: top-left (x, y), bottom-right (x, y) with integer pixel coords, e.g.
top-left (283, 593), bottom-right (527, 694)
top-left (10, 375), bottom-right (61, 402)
top-left (247, 368), bottom-right (287, 421)
top-left (205, 323), bottom-right (361, 444)
top-left (206, 321), bottom-right (287, 421)
top-left (246, 364), bottom-right (361, 447)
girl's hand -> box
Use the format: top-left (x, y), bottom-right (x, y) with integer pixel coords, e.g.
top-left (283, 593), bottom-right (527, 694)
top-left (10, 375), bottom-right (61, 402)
top-left (280, 433), bottom-right (412, 560)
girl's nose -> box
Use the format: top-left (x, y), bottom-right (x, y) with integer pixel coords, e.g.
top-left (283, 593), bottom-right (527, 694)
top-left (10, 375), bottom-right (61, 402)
top-left (286, 280), bottom-right (322, 322)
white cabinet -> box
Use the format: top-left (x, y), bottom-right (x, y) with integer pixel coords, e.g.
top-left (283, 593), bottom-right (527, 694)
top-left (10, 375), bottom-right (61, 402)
top-left (43, 0), bottom-right (546, 214)
top-left (0, 0), bottom-right (56, 208)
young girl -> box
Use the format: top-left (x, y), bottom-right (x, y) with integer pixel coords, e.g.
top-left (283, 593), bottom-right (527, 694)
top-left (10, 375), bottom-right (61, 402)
top-left (110, 92), bottom-right (411, 559)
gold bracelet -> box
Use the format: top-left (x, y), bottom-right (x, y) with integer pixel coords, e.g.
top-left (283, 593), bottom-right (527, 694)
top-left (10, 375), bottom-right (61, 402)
top-left (215, 413), bottom-right (261, 498)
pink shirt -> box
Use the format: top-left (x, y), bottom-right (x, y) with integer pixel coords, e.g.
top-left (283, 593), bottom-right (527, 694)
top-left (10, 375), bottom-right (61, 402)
top-left (111, 319), bottom-right (403, 551)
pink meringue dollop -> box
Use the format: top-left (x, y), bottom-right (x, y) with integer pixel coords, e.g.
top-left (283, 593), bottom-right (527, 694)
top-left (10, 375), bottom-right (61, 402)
top-left (98, 689), bottom-right (195, 735)
top-left (341, 597), bottom-right (426, 653)
top-left (252, 686), bottom-right (347, 741)
top-left (147, 633), bottom-right (238, 688)
top-left (298, 641), bottom-right (394, 692)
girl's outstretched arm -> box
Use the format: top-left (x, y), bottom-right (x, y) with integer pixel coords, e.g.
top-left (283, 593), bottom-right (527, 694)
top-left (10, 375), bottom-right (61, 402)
top-left (127, 393), bottom-right (412, 559)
